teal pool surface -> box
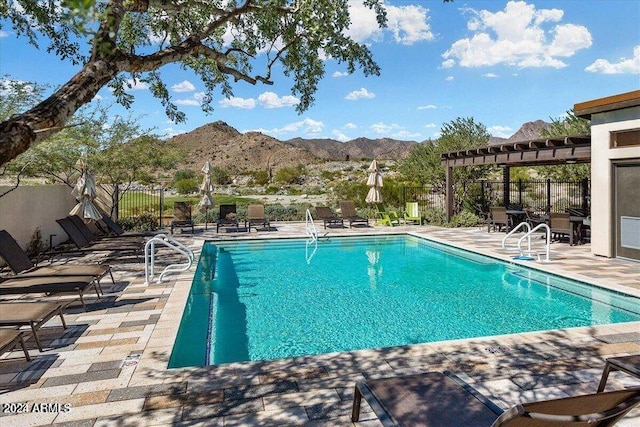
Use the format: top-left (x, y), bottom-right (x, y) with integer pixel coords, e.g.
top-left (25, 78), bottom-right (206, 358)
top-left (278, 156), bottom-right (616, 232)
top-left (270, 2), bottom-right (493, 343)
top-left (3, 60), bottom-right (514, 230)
top-left (169, 235), bottom-right (640, 368)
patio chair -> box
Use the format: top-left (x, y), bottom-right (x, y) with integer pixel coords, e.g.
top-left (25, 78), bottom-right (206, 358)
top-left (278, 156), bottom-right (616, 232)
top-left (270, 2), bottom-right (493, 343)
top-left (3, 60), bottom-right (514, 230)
top-left (339, 201), bottom-right (369, 228)
top-left (247, 204), bottom-right (271, 232)
top-left (68, 215), bottom-right (145, 245)
top-left (0, 302), bottom-right (67, 351)
top-left (524, 208), bottom-right (547, 229)
top-left (0, 229), bottom-right (114, 285)
top-left (549, 212), bottom-right (574, 245)
top-left (475, 203), bottom-right (491, 230)
top-left (488, 206), bottom-right (509, 232)
top-left (171, 201), bottom-right (194, 234)
top-left (0, 329), bottom-right (30, 361)
top-left (352, 371), bottom-right (640, 427)
top-left (316, 206), bottom-right (344, 229)
top-left (375, 204), bottom-right (401, 227)
top-left (55, 217), bottom-right (143, 257)
top-left (0, 274), bottom-right (100, 310)
top-left (404, 202), bottom-right (423, 225)
top-left (98, 213), bottom-right (147, 237)
top-left (216, 204), bottom-right (240, 232)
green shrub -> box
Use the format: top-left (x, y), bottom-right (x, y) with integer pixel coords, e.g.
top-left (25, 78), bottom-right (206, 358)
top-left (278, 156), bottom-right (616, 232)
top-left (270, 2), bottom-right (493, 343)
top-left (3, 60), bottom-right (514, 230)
top-left (447, 211), bottom-right (480, 228)
top-left (275, 166), bottom-right (305, 184)
top-left (210, 166), bottom-right (231, 185)
top-left (422, 208), bottom-right (446, 226)
top-left (26, 227), bottom-right (47, 259)
top-left (251, 170), bottom-right (270, 185)
top-left (174, 178), bottom-right (198, 194)
top-left (173, 169), bottom-right (196, 184)
top-left (118, 213), bottom-right (158, 232)
top-left (265, 186), bottom-right (279, 195)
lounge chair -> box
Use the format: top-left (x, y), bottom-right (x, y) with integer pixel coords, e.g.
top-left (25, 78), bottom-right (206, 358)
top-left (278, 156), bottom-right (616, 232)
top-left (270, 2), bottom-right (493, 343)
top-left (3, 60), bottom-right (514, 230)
top-left (0, 329), bottom-right (30, 361)
top-left (0, 302), bottom-right (67, 351)
top-left (339, 201), bottom-right (369, 228)
top-left (0, 275), bottom-right (100, 310)
top-left (352, 371), bottom-right (640, 427)
top-left (98, 213), bottom-right (147, 237)
top-left (488, 206), bottom-right (509, 232)
top-left (216, 204), bottom-right (240, 232)
top-left (247, 204), bottom-right (271, 232)
top-left (549, 212), bottom-right (574, 245)
top-left (375, 204), bottom-right (401, 227)
top-left (68, 215), bottom-right (144, 244)
top-left (524, 208), bottom-right (546, 228)
top-left (171, 201), bottom-right (195, 234)
top-left (316, 206), bottom-right (344, 229)
top-left (0, 229), bottom-right (114, 285)
top-left (403, 202), bottom-right (423, 225)
top-left (55, 217), bottom-right (142, 257)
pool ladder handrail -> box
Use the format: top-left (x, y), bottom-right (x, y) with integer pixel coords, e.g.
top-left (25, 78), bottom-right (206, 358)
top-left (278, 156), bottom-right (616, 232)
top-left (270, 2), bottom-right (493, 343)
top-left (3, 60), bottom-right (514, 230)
top-left (144, 234), bottom-right (195, 284)
top-left (502, 222), bottom-right (532, 253)
top-left (517, 223), bottom-right (551, 262)
top-left (305, 209), bottom-right (318, 242)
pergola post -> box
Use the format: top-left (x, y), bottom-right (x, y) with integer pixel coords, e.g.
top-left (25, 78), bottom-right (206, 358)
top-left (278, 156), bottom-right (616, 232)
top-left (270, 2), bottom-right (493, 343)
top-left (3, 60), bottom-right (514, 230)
top-left (445, 162), bottom-right (453, 221)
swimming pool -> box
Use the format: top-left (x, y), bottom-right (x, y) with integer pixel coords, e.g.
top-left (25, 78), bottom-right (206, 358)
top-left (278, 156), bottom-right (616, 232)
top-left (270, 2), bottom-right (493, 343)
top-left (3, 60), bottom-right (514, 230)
top-left (169, 235), bottom-right (640, 368)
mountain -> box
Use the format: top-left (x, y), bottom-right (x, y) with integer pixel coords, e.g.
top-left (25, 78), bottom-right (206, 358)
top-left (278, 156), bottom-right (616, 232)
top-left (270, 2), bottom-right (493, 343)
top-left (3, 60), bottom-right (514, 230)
top-left (284, 136), bottom-right (417, 160)
top-left (167, 120), bottom-right (553, 172)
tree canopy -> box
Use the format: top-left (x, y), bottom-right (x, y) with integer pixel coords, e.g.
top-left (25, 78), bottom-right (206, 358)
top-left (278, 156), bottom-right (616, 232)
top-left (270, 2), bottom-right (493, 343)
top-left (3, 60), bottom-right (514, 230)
top-left (0, 0), bottom-right (390, 167)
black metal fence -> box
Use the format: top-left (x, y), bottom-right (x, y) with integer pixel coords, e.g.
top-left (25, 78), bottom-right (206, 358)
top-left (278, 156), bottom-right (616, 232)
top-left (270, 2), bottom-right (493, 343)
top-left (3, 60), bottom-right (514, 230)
top-left (113, 185), bottom-right (165, 226)
top-left (402, 179), bottom-right (590, 214)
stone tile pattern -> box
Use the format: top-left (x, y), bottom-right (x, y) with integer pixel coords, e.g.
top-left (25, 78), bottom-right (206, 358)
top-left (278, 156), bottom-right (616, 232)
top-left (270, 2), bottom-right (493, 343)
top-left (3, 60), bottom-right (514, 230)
top-left (0, 223), bottom-right (638, 426)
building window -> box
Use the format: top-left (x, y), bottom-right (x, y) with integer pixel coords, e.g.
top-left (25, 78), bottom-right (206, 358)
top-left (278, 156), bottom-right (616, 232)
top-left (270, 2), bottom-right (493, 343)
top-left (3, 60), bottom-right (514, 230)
top-left (610, 129), bottom-right (640, 148)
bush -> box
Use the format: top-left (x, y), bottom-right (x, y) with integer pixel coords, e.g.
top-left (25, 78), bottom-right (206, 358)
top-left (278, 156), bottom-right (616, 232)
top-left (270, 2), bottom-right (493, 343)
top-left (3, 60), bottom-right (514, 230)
top-left (251, 170), bottom-right (270, 185)
top-left (26, 227), bottom-right (47, 259)
top-left (422, 208), bottom-right (446, 226)
top-left (174, 178), bottom-right (198, 194)
top-left (447, 211), bottom-right (480, 228)
top-left (118, 213), bottom-right (158, 232)
top-left (211, 166), bottom-right (231, 185)
top-left (173, 169), bottom-right (196, 184)
top-left (275, 166), bottom-right (305, 184)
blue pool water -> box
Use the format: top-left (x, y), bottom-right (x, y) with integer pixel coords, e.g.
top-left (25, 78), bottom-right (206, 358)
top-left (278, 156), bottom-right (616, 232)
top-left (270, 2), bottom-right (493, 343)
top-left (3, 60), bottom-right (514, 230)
top-left (169, 235), bottom-right (640, 368)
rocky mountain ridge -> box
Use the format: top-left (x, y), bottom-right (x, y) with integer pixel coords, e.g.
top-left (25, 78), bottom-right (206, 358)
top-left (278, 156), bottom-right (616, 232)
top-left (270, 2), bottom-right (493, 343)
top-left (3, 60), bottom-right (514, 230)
top-left (167, 120), bottom-right (552, 172)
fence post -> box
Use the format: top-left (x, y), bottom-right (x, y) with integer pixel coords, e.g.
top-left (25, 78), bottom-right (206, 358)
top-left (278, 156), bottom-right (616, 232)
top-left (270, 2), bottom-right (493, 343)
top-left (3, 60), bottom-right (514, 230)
top-left (159, 187), bottom-right (164, 228)
top-left (581, 178), bottom-right (589, 212)
top-left (401, 186), bottom-right (406, 207)
top-left (502, 166), bottom-right (510, 207)
top-left (114, 184), bottom-right (119, 221)
top-left (546, 179), bottom-right (551, 213)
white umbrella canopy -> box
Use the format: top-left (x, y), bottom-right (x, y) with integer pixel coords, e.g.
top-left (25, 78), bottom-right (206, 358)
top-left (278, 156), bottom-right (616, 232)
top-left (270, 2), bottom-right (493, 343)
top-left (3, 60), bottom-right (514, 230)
top-left (365, 159), bottom-right (383, 204)
top-left (197, 161), bottom-right (215, 212)
top-left (70, 157), bottom-right (102, 221)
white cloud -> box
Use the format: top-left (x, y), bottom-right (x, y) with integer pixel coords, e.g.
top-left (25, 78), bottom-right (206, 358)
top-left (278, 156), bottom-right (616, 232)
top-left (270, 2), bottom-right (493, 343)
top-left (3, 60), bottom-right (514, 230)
top-left (333, 71), bottom-right (349, 78)
top-left (585, 45), bottom-right (640, 74)
top-left (417, 104), bottom-right (437, 110)
top-left (171, 80), bottom-right (195, 93)
top-left (343, 123), bottom-right (357, 130)
top-left (370, 122), bottom-right (402, 134)
top-left (445, 76), bottom-right (455, 81)
top-left (218, 96), bottom-right (256, 109)
top-left (393, 130), bottom-right (422, 139)
top-left (442, 1), bottom-right (592, 69)
top-left (424, 123), bottom-right (437, 128)
top-left (164, 127), bottom-right (186, 138)
top-left (488, 125), bottom-right (514, 138)
top-left (345, 87), bottom-right (375, 100)
top-left (483, 73), bottom-right (498, 78)
top-left (347, 1), bottom-right (434, 45)
top-left (176, 92), bottom-right (207, 107)
top-left (257, 91), bottom-right (300, 108)
top-left (262, 118), bottom-right (325, 137)
top-left (332, 129), bottom-right (350, 142)
top-left (125, 78), bottom-right (149, 91)
top-left (0, 30), bottom-right (9, 37)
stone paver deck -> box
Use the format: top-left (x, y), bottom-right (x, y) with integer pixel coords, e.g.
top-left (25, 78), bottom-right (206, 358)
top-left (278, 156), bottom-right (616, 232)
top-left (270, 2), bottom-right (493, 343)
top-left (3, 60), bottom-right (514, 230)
top-left (1, 222), bottom-right (639, 426)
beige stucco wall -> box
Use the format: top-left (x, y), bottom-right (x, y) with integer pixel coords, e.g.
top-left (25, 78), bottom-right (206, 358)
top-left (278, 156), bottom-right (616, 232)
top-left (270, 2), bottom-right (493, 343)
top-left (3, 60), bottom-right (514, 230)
top-left (0, 184), bottom-right (77, 250)
top-left (590, 106), bottom-right (640, 257)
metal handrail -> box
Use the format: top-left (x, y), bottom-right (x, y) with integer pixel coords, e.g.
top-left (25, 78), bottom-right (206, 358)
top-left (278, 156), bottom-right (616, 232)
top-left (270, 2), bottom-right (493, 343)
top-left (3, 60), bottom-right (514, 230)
top-left (502, 222), bottom-right (531, 252)
top-left (305, 209), bottom-right (318, 242)
top-left (517, 223), bottom-right (551, 262)
top-left (144, 234), bottom-right (194, 284)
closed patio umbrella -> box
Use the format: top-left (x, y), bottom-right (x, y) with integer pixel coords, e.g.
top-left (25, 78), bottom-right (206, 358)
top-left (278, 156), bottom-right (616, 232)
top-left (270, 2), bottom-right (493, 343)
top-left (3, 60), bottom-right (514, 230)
top-left (197, 161), bottom-right (215, 229)
top-left (70, 157), bottom-right (102, 221)
top-left (365, 159), bottom-right (383, 204)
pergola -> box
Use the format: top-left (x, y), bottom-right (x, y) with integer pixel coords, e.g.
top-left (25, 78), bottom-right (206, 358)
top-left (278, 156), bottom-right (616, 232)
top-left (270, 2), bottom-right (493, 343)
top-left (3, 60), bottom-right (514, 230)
top-left (440, 134), bottom-right (591, 221)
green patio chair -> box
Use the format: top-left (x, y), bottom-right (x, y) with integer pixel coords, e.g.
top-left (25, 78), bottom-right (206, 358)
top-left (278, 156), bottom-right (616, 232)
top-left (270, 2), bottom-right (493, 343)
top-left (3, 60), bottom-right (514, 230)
top-left (403, 202), bottom-right (423, 225)
top-left (375, 204), bottom-right (401, 227)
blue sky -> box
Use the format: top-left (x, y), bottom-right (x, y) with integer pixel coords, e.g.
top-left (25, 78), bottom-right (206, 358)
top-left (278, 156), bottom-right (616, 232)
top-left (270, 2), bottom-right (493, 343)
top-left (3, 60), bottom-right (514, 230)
top-left (1, 1), bottom-right (639, 142)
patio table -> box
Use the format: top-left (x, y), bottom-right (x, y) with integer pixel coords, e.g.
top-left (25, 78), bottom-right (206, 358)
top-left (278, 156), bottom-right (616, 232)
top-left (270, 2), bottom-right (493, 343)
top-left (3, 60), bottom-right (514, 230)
top-left (506, 210), bottom-right (527, 228)
top-left (597, 354), bottom-right (640, 392)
